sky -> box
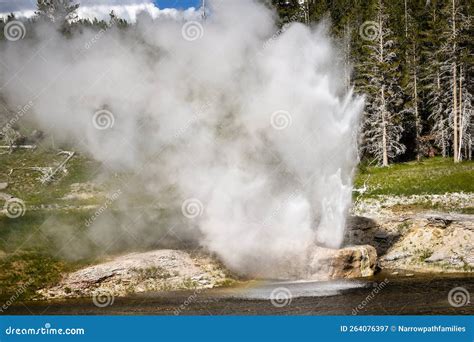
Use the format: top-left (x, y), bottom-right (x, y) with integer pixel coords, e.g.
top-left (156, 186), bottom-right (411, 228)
top-left (155, 0), bottom-right (201, 9)
top-left (0, 0), bottom-right (203, 21)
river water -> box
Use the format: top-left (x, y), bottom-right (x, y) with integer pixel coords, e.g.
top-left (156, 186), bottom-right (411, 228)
top-left (5, 273), bottom-right (473, 315)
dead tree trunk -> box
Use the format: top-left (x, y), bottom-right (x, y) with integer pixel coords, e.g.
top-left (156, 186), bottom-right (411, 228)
top-left (457, 65), bottom-right (463, 160)
top-left (381, 86), bottom-right (389, 167)
top-left (452, 0), bottom-right (459, 163)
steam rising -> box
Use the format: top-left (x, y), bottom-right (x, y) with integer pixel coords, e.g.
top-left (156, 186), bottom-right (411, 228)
top-left (0, 0), bottom-right (363, 278)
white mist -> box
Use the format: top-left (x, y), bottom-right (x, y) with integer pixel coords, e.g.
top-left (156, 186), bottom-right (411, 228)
top-left (0, 0), bottom-right (363, 278)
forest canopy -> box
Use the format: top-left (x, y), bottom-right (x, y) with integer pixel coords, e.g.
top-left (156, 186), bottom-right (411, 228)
top-left (0, 0), bottom-right (472, 166)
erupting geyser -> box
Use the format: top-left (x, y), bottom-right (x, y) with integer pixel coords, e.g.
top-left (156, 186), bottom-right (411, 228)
top-left (0, 0), bottom-right (363, 278)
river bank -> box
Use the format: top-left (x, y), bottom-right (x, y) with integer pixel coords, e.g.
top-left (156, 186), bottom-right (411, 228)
top-left (5, 273), bottom-right (473, 315)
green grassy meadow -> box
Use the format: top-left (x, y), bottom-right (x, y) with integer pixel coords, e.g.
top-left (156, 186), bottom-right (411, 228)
top-left (0, 150), bottom-right (473, 302)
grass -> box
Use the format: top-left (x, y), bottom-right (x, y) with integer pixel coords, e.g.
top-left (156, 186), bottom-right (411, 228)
top-left (0, 210), bottom-right (99, 253)
top-left (395, 221), bottom-right (411, 234)
top-left (0, 148), bottom-right (128, 303)
top-left (1, 149), bottom-right (473, 302)
top-left (131, 266), bottom-right (173, 280)
top-left (391, 203), bottom-right (474, 214)
top-left (181, 278), bottom-right (199, 289)
top-left (0, 148), bottom-right (101, 205)
top-left (216, 278), bottom-right (237, 287)
top-left (0, 210), bottom-right (105, 302)
top-left (0, 147), bottom-right (102, 302)
top-left (417, 249), bottom-right (434, 262)
top-left (354, 157), bottom-right (474, 197)
top-left (0, 251), bottom-right (70, 302)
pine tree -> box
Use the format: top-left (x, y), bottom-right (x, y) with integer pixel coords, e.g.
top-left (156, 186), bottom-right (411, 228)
top-left (36, 0), bottom-right (79, 30)
top-left (298, 0), bottom-right (310, 25)
top-left (426, 67), bottom-right (451, 157)
top-left (108, 10), bottom-right (128, 29)
top-left (438, 0), bottom-right (468, 162)
top-left (401, 3), bottom-right (422, 160)
top-left (423, 1), bottom-right (451, 157)
top-left (359, 0), bottom-right (404, 166)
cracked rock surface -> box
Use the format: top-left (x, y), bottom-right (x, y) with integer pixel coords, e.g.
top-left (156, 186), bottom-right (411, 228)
top-left (38, 249), bottom-right (229, 299)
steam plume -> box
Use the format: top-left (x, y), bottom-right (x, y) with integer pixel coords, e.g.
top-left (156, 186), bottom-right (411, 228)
top-left (0, 0), bottom-right (363, 278)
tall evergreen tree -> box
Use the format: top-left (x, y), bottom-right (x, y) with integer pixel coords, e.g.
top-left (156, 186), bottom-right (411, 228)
top-left (438, 0), bottom-right (467, 162)
top-left (401, 2), bottom-right (422, 161)
top-left (359, 0), bottom-right (404, 166)
top-left (423, 1), bottom-right (451, 157)
top-left (36, 0), bottom-right (79, 32)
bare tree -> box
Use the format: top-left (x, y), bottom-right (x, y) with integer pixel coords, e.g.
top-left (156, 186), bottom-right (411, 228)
top-left (427, 68), bottom-right (450, 157)
top-left (458, 65), bottom-right (473, 160)
top-left (36, 0), bottom-right (79, 26)
top-left (360, 0), bottom-right (404, 166)
top-left (402, 6), bottom-right (421, 161)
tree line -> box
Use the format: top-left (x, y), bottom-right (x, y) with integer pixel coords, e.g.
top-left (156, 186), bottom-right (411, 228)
top-left (1, 0), bottom-right (472, 166)
top-left (272, 0), bottom-right (472, 166)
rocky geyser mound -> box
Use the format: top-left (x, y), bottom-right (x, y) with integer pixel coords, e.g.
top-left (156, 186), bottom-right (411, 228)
top-left (39, 250), bottom-right (229, 299)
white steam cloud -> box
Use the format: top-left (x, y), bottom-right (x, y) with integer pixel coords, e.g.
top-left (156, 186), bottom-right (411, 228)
top-left (0, 1), bottom-right (198, 22)
top-left (0, 0), bottom-right (363, 278)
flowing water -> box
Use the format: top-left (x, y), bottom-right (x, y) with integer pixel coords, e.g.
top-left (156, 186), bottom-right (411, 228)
top-left (5, 273), bottom-right (473, 315)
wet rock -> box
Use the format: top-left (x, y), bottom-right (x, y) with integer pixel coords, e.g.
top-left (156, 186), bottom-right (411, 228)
top-left (332, 245), bottom-right (377, 278)
top-left (374, 231), bottom-right (389, 240)
top-left (308, 245), bottom-right (377, 280)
